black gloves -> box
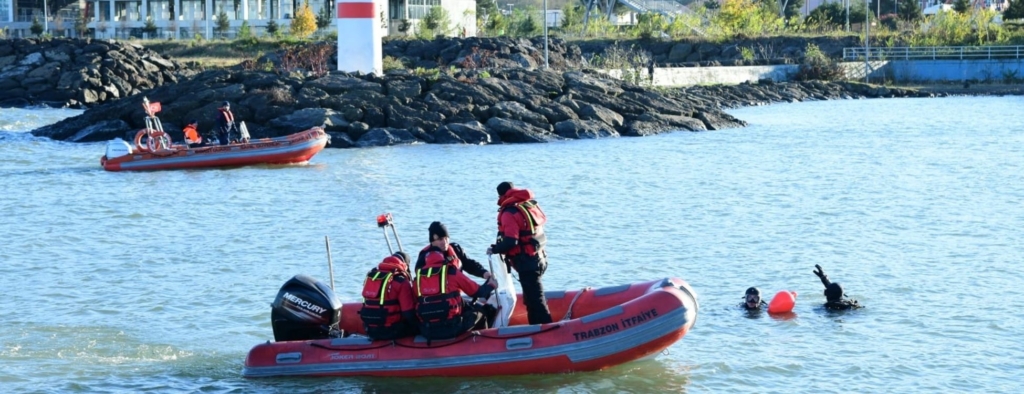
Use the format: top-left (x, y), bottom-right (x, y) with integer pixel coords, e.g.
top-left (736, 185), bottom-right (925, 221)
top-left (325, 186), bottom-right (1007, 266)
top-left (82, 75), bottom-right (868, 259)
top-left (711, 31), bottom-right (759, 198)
top-left (814, 264), bottom-right (826, 279)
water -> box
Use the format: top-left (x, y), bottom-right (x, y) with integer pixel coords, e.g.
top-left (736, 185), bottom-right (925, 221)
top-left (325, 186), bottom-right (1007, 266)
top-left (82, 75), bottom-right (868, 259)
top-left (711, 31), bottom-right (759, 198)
top-left (1, 97), bottom-right (1022, 393)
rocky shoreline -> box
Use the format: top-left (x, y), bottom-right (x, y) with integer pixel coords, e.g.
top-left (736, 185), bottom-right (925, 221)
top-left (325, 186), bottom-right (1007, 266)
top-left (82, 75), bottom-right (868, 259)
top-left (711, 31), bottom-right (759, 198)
top-left (10, 38), bottom-right (1024, 149)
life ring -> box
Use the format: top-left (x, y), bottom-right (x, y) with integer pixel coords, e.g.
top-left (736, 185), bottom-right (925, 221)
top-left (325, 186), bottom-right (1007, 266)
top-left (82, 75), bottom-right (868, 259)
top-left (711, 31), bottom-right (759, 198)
top-left (134, 129), bottom-right (171, 152)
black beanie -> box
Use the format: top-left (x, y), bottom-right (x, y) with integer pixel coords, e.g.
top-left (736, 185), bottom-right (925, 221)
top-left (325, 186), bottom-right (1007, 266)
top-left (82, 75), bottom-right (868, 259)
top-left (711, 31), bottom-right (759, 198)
top-left (392, 251), bottom-right (410, 265)
top-left (497, 181), bottom-right (514, 196)
top-left (428, 221), bottom-right (448, 241)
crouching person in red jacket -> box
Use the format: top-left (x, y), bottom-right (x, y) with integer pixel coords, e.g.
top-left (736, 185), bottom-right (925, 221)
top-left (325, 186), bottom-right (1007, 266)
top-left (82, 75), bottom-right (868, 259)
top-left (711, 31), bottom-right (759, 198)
top-left (359, 252), bottom-right (418, 340)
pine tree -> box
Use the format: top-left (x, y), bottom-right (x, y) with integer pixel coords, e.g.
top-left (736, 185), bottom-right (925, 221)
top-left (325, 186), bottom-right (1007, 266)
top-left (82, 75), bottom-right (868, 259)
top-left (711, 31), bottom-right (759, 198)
top-left (316, 4), bottom-right (333, 30)
top-left (266, 20), bottom-right (279, 34)
top-left (216, 11), bottom-right (230, 37)
top-left (897, 0), bottom-right (922, 21)
top-left (953, 0), bottom-right (970, 13)
top-left (30, 18), bottom-right (44, 36)
top-left (1005, 0), bottom-right (1024, 20)
top-left (290, 1), bottom-right (318, 38)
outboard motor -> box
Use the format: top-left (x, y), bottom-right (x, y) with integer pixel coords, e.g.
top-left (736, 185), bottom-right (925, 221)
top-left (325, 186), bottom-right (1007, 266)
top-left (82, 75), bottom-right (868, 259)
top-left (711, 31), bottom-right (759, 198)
top-left (105, 138), bottom-right (133, 159)
top-left (270, 274), bottom-right (342, 342)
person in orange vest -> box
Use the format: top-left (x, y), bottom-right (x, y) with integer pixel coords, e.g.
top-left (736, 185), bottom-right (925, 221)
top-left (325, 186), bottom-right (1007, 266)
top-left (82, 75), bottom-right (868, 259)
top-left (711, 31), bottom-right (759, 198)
top-left (488, 181), bottom-right (553, 325)
top-left (215, 101), bottom-right (236, 145)
top-left (182, 119), bottom-right (203, 147)
top-left (414, 222), bottom-right (493, 282)
top-left (359, 252), bottom-right (418, 340)
top-left (414, 224), bottom-right (496, 340)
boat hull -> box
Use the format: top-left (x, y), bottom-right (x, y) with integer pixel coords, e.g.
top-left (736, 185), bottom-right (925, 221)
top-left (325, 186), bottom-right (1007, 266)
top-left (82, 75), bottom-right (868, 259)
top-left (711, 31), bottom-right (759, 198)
top-left (242, 277), bottom-right (698, 378)
top-left (100, 128), bottom-right (329, 172)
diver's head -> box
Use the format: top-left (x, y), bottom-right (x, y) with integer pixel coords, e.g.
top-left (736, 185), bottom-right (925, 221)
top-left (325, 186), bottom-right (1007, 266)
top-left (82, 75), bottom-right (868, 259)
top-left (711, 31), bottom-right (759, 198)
top-left (744, 287), bottom-right (761, 308)
top-left (825, 282), bottom-right (844, 303)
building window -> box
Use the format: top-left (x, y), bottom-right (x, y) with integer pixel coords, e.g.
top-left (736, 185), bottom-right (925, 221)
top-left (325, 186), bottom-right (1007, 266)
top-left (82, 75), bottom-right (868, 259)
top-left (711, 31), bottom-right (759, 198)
top-left (0, 0), bottom-right (10, 22)
top-left (406, 0), bottom-right (438, 19)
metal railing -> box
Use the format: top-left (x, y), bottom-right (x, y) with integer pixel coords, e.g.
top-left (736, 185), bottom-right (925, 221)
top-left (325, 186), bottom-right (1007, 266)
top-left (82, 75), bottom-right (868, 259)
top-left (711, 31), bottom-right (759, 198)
top-left (844, 46), bottom-right (1024, 61)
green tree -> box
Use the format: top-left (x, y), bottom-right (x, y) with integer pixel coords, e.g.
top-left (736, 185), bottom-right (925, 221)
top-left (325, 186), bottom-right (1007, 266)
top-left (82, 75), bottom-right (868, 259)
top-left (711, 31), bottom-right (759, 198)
top-left (634, 12), bottom-right (668, 39)
top-left (317, 3), bottom-right (333, 30)
top-left (780, 0), bottom-right (804, 19)
top-left (238, 20), bottom-right (252, 38)
top-left (216, 11), bottom-right (230, 37)
top-left (30, 18), bottom-right (44, 36)
top-left (75, 12), bottom-right (88, 37)
top-left (1004, 0), bottom-right (1024, 20)
top-left (953, 0), bottom-right (970, 13)
top-left (423, 6), bottom-right (451, 35)
top-left (807, 1), bottom-right (844, 27)
top-left (518, 12), bottom-right (539, 37)
top-left (560, 3), bottom-right (584, 35)
top-left (266, 19), bottom-right (279, 34)
top-left (143, 16), bottom-right (158, 37)
top-left (897, 0), bottom-right (922, 21)
top-left (704, 0), bottom-right (721, 10)
top-left (291, 1), bottom-right (318, 38)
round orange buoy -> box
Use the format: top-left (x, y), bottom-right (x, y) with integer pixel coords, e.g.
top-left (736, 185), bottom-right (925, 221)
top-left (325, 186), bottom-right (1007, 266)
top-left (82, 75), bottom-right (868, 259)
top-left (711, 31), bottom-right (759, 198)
top-left (768, 290), bottom-right (797, 314)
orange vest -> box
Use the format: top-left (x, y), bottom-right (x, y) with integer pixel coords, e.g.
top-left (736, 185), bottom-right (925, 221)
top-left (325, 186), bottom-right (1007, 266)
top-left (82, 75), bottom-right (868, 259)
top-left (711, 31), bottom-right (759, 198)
top-left (183, 125), bottom-right (200, 142)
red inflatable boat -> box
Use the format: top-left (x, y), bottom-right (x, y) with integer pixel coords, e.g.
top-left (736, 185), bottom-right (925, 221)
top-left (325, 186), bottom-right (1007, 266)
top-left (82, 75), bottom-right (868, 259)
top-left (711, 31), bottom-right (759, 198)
top-left (242, 276), bottom-right (699, 378)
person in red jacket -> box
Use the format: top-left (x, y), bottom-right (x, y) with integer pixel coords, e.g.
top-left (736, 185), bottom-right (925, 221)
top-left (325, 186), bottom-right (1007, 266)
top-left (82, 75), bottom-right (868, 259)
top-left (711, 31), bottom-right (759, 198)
top-left (359, 252), bottom-right (418, 340)
top-left (487, 181), bottom-right (553, 325)
top-left (414, 226), bottom-right (496, 340)
top-left (414, 221), bottom-right (493, 281)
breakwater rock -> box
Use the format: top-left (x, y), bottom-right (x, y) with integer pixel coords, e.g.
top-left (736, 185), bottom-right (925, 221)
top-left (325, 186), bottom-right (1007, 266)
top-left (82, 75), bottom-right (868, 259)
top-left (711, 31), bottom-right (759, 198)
top-left (0, 38), bottom-right (190, 109)
top-left (665, 79), bottom-right (936, 110)
top-left (30, 68), bottom-right (748, 146)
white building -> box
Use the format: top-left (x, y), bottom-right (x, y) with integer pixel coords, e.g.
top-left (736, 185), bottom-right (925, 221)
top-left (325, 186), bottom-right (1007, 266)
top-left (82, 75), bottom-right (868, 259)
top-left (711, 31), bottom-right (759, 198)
top-left (0, 0), bottom-right (475, 39)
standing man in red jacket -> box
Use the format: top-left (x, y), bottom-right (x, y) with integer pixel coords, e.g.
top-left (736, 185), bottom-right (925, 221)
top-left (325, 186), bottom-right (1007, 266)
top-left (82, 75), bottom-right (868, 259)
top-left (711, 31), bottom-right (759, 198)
top-left (488, 181), bottom-right (553, 325)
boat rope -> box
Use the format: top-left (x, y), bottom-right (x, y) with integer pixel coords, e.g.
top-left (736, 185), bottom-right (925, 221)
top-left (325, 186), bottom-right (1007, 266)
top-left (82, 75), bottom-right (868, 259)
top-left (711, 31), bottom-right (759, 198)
top-left (562, 287), bottom-right (592, 321)
top-left (309, 340), bottom-right (395, 352)
top-left (474, 324), bottom-right (561, 340)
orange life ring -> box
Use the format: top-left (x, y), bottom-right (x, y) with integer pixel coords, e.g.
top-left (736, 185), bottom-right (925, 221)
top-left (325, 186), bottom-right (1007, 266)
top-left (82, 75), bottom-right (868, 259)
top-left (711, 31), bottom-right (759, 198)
top-left (134, 129), bottom-right (171, 152)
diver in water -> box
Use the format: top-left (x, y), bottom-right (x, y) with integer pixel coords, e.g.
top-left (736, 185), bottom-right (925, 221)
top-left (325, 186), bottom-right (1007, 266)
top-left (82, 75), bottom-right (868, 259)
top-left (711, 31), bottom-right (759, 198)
top-left (741, 287), bottom-right (767, 311)
top-left (813, 264), bottom-right (862, 310)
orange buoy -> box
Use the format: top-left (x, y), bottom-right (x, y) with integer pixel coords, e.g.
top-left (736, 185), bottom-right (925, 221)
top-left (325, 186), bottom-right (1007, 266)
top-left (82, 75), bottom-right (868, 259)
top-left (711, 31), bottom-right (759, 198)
top-left (768, 290), bottom-right (797, 314)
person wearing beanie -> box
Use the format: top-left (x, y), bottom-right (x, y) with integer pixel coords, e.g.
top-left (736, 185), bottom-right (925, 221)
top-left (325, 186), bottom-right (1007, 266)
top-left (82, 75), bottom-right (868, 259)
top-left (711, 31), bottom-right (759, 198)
top-left (741, 287), bottom-right (767, 310)
top-left (414, 221), bottom-right (494, 282)
top-left (813, 264), bottom-right (862, 310)
top-left (488, 182), bottom-right (554, 325)
top-left (413, 221), bottom-right (497, 340)
top-left (215, 101), bottom-right (236, 145)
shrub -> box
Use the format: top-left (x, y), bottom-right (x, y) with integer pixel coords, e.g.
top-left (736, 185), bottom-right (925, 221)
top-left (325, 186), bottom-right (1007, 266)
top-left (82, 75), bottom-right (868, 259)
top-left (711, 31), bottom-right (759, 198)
top-left (794, 43), bottom-right (845, 81)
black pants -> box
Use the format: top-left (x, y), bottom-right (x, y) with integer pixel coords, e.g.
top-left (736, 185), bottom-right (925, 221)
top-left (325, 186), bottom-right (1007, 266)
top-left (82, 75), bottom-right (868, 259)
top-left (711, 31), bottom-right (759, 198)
top-left (513, 254), bottom-right (553, 325)
top-left (365, 320), bottom-right (417, 341)
top-left (217, 131), bottom-right (229, 145)
top-left (418, 304), bottom-right (494, 340)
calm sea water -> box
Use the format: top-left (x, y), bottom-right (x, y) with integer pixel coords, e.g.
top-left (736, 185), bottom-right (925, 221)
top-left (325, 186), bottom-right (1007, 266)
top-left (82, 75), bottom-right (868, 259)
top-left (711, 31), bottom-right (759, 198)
top-left (1, 97), bottom-right (1022, 393)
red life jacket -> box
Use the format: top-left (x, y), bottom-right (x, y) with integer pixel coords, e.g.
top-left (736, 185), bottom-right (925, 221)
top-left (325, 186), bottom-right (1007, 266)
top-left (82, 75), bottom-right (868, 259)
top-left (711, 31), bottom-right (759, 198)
top-left (413, 256), bottom-right (462, 324)
top-left (359, 256), bottom-right (409, 329)
top-left (417, 244), bottom-right (462, 270)
top-left (498, 199), bottom-right (547, 257)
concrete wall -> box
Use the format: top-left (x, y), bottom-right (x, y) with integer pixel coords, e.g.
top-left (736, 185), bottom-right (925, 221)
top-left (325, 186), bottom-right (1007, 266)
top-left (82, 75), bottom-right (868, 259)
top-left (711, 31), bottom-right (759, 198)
top-left (842, 59), bottom-right (1024, 83)
top-left (606, 59), bottom-right (1024, 87)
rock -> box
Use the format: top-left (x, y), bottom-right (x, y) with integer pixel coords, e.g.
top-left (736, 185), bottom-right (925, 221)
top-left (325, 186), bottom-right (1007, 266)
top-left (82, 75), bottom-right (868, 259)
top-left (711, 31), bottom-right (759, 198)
top-left (355, 127), bottom-right (419, 147)
top-left (306, 73), bottom-right (384, 94)
top-left (553, 119), bottom-right (620, 139)
top-left (68, 119), bottom-right (132, 142)
top-left (578, 103), bottom-right (624, 128)
top-left (268, 108), bottom-right (338, 132)
top-left (326, 131), bottom-right (354, 148)
top-left (433, 121), bottom-right (491, 144)
top-left (486, 118), bottom-right (556, 143)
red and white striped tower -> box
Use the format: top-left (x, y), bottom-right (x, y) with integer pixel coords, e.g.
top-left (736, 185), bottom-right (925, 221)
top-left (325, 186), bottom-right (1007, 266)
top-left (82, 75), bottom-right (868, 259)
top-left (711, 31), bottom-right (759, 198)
top-left (336, 0), bottom-right (382, 75)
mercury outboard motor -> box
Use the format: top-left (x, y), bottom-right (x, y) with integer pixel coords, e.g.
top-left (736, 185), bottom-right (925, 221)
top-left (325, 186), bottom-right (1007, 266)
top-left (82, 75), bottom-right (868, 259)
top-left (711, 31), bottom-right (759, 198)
top-left (270, 275), bottom-right (343, 342)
